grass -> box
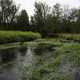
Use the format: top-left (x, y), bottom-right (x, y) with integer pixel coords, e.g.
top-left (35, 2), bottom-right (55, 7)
top-left (59, 33), bottom-right (80, 41)
top-left (0, 31), bottom-right (41, 44)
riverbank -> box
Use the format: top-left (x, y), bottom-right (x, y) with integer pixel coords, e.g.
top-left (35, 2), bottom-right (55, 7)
top-left (0, 31), bottom-right (41, 44)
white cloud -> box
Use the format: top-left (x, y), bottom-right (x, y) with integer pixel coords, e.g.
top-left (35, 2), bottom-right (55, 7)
top-left (14, 0), bottom-right (80, 17)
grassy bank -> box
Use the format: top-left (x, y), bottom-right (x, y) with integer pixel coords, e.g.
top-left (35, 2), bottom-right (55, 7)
top-left (47, 33), bottom-right (80, 42)
top-left (0, 31), bottom-right (41, 44)
top-left (59, 33), bottom-right (80, 41)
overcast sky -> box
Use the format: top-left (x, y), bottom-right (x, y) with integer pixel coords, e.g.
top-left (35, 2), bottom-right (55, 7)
top-left (14, 0), bottom-right (80, 17)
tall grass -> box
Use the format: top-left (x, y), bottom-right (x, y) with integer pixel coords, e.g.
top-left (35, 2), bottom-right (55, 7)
top-left (59, 33), bottom-right (80, 41)
top-left (0, 31), bottom-right (41, 44)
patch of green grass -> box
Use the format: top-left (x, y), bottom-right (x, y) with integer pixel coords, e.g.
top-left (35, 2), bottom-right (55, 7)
top-left (59, 33), bottom-right (80, 41)
top-left (0, 31), bottom-right (41, 44)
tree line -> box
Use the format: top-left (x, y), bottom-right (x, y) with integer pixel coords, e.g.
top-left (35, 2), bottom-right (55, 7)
top-left (0, 0), bottom-right (80, 37)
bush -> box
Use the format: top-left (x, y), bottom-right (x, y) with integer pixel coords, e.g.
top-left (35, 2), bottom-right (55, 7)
top-left (0, 31), bottom-right (41, 44)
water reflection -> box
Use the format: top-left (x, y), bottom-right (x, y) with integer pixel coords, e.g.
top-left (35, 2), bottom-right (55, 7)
top-left (0, 45), bottom-right (57, 80)
top-left (0, 48), bottom-right (17, 63)
top-left (0, 47), bottom-right (28, 80)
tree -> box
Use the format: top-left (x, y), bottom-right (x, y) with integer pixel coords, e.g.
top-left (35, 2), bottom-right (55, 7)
top-left (74, 9), bottom-right (80, 33)
top-left (52, 4), bottom-right (62, 18)
top-left (0, 0), bottom-right (19, 24)
top-left (45, 14), bottom-right (55, 33)
top-left (31, 2), bottom-right (50, 36)
top-left (52, 3), bottom-right (63, 33)
top-left (31, 2), bottom-right (80, 35)
top-left (62, 8), bottom-right (80, 33)
top-left (17, 9), bottom-right (29, 30)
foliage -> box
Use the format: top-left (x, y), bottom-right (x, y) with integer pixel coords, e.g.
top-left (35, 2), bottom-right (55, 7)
top-left (0, 1), bottom-right (80, 35)
top-left (30, 2), bottom-right (80, 37)
top-left (17, 9), bottom-right (29, 30)
top-left (31, 2), bottom-right (50, 36)
top-left (0, 0), bottom-right (18, 24)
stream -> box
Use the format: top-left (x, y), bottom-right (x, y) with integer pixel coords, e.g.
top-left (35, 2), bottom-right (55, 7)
top-left (0, 46), bottom-right (33, 80)
top-left (0, 42), bottom-right (79, 80)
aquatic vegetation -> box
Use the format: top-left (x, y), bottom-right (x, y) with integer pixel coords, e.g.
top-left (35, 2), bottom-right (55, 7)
top-left (21, 40), bottom-right (80, 80)
top-left (0, 39), bottom-right (80, 80)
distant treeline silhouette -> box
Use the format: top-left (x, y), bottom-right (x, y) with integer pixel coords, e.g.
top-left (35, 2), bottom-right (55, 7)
top-left (0, 0), bottom-right (80, 37)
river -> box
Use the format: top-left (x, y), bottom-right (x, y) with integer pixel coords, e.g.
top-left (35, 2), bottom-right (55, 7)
top-left (0, 46), bottom-right (33, 80)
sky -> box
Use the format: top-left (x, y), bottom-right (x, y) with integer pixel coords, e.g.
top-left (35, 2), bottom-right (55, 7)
top-left (14, 0), bottom-right (80, 17)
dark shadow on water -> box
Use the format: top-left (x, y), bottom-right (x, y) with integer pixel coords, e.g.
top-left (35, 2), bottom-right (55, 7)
top-left (33, 44), bottom-right (56, 55)
top-left (0, 48), bottom-right (17, 63)
top-left (0, 47), bottom-right (28, 80)
top-left (0, 46), bottom-right (27, 64)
